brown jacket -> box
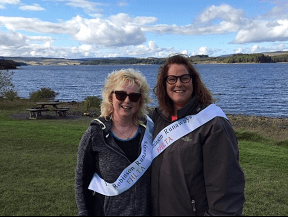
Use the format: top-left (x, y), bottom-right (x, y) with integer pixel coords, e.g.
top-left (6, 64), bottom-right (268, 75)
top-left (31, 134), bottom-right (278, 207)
top-left (149, 97), bottom-right (245, 216)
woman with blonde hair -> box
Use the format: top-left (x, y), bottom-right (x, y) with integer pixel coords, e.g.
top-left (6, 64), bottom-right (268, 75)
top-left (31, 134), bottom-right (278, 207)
top-left (75, 68), bottom-right (152, 216)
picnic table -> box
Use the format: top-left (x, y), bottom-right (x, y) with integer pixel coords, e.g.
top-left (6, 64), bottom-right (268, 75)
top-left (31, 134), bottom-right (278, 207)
top-left (27, 101), bottom-right (69, 119)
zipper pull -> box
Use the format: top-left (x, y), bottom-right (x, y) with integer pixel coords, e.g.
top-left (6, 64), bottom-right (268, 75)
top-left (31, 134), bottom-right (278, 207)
top-left (191, 200), bottom-right (196, 212)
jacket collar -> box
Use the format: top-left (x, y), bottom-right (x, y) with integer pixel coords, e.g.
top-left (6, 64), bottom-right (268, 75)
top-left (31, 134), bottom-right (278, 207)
top-left (90, 116), bottom-right (147, 156)
top-left (177, 96), bottom-right (204, 119)
top-left (155, 96), bottom-right (207, 122)
top-left (90, 116), bottom-right (124, 155)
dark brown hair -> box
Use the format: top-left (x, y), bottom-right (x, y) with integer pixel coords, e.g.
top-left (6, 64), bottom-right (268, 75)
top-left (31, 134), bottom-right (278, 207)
top-left (153, 54), bottom-right (214, 116)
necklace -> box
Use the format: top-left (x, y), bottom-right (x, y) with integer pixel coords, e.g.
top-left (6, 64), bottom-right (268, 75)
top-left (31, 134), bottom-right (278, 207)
top-left (112, 122), bottom-right (136, 139)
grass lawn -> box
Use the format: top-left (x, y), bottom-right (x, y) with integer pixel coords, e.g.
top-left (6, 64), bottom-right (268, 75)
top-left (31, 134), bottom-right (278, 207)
top-left (0, 99), bottom-right (288, 216)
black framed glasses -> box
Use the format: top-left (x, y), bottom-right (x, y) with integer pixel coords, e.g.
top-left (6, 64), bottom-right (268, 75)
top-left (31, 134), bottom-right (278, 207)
top-left (165, 74), bottom-right (192, 85)
top-left (112, 91), bottom-right (142, 102)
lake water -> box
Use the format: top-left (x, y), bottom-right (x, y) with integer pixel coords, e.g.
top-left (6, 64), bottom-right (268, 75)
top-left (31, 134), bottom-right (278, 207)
top-left (8, 63), bottom-right (288, 118)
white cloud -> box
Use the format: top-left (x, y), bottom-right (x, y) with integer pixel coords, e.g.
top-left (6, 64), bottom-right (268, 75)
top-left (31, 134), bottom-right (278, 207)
top-left (118, 1), bottom-right (128, 7)
top-left (232, 19), bottom-right (288, 44)
top-left (197, 47), bottom-right (209, 55)
top-left (145, 4), bottom-right (247, 36)
top-left (251, 45), bottom-right (261, 53)
top-left (273, 43), bottom-right (288, 51)
top-left (231, 43), bottom-right (288, 55)
top-left (0, 0), bottom-right (20, 4)
top-left (0, 13), bottom-right (158, 47)
top-left (0, 31), bottom-right (26, 47)
top-left (19, 4), bottom-right (46, 11)
top-left (1, 2), bottom-right (288, 58)
top-left (78, 44), bottom-right (93, 56)
top-left (197, 4), bottom-right (244, 24)
top-left (66, 0), bottom-right (105, 9)
top-left (0, 30), bottom-right (96, 58)
top-left (234, 47), bottom-right (244, 54)
top-left (262, 1), bottom-right (288, 19)
top-left (144, 3), bottom-right (288, 45)
top-left (65, 14), bottom-right (155, 47)
top-left (26, 36), bottom-right (54, 42)
top-left (247, 43), bottom-right (288, 53)
top-left (191, 46), bottom-right (220, 56)
top-left (0, 0), bottom-right (20, 9)
top-left (0, 16), bottom-right (71, 34)
top-left (106, 41), bottom-right (176, 58)
top-left (65, 0), bottom-right (105, 17)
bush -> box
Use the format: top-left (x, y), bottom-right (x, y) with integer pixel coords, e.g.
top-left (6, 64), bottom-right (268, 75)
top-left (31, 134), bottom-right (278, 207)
top-left (3, 89), bottom-right (18, 101)
top-left (0, 70), bottom-right (15, 97)
top-left (84, 96), bottom-right (102, 112)
top-left (29, 87), bottom-right (59, 101)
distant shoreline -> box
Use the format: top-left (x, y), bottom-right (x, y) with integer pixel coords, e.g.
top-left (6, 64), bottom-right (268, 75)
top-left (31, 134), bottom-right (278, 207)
top-left (1, 51), bottom-right (288, 67)
top-left (8, 61), bottom-right (288, 67)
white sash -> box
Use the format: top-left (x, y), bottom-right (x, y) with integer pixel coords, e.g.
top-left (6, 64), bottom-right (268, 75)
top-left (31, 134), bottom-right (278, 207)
top-left (152, 104), bottom-right (228, 158)
top-left (88, 104), bottom-right (227, 196)
top-left (88, 115), bottom-right (154, 196)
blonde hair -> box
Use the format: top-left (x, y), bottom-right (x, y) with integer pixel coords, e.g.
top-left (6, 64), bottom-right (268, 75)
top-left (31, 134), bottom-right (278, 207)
top-left (100, 68), bottom-right (152, 124)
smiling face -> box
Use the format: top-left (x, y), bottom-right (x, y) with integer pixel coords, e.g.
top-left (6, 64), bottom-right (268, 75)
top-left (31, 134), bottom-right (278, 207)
top-left (111, 80), bottom-right (141, 122)
top-left (166, 64), bottom-right (193, 113)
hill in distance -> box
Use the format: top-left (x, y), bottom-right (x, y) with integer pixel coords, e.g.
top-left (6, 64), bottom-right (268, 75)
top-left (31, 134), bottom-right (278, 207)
top-left (1, 51), bottom-right (288, 66)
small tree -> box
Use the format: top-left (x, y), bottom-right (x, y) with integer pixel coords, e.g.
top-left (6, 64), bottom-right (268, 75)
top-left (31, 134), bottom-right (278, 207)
top-left (3, 89), bottom-right (18, 101)
top-left (29, 87), bottom-right (59, 101)
top-left (0, 70), bottom-right (18, 100)
top-left (84, 96), bottom-right (101, 112)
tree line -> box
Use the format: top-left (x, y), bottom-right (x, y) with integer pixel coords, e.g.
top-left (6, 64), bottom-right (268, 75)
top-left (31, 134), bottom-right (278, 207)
top-left (80, 57), bottom-right (166, 65)
top-left (1, 53), bottom-right (288, 68)
top-left (0, 59), bottom-right (19, 69)
top-left (80, 53), bottom-right (288, 65)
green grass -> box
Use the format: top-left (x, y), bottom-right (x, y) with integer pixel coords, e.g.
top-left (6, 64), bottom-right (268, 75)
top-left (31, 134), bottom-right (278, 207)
top-left (236, 131), bottom-right (288, 216)
top-left (0, 99), bottom-right (288, 216)
top-left (0, 100), bottom-right (91, 216)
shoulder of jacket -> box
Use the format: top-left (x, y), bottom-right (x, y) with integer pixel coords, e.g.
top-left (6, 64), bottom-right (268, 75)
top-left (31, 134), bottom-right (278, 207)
top-left (88, 116), bottom-right (112, 136)
top-left (91, 117), bottom-right (106, 129)
top-left (195, 103), bottom-right (209, 113)
top-left (148, 107), bottom-right (168, 122)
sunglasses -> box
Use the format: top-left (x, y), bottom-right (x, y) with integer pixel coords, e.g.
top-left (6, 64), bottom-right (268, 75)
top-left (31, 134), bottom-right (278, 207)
top-left (112, 91), bottom-right (142, 102)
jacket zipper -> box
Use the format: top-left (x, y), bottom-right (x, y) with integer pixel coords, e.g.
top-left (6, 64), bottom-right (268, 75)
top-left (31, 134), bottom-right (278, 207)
top-left (103, 135), bottom-right (130, 162)
top-left (191, 199), bottom-right (196, 212)
top-left (102, 127), bottom-right (145, 163)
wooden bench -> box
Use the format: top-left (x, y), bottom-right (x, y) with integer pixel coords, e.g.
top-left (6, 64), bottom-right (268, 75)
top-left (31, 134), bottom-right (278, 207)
top-left (26, 108), bottom-right (50, 119)
top-left (53, 107), bottom-right (69, 117)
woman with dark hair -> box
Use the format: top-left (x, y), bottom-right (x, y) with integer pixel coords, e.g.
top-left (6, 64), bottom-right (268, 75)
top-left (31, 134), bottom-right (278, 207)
top-left (149, 54), bottom-right (245, 216)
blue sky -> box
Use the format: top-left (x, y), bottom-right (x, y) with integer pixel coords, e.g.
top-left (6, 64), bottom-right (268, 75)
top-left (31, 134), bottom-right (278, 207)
top-left (0, 0), bottom-right (288, 58)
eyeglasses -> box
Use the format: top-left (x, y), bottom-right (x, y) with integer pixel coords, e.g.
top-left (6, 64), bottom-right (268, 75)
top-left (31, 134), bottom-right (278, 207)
top-left (112, 91), bottom-right (142, 102)
top-left (165, 74), bottom-right (192, 85)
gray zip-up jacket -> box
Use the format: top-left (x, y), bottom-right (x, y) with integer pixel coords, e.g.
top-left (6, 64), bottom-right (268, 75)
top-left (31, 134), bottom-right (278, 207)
top-left (75, 117), bottom-right (151, 216)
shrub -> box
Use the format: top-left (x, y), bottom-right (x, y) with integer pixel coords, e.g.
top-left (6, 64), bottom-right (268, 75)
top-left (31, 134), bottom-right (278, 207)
top-left (0, 70), bottom-right (15, 97)
top-left (84, 96), bottom-right (102, 112)
top-left (29, 87), bottom-right (59, 101)
top-left (275, 140), bottom-right (288, 148)
top-left (3, 89), bottom-right (19, 101)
